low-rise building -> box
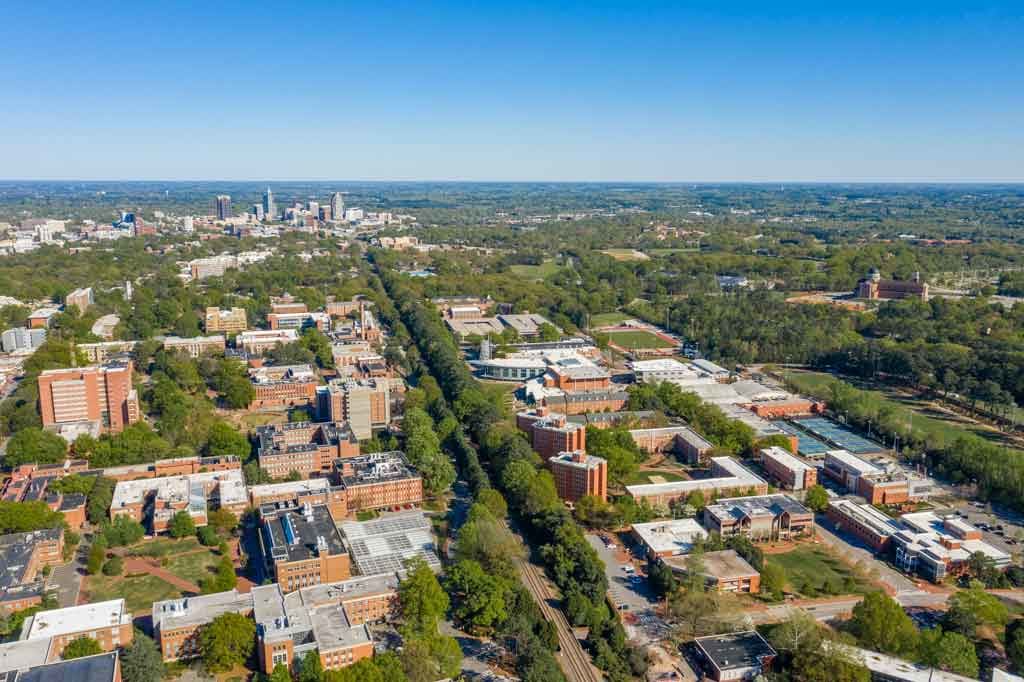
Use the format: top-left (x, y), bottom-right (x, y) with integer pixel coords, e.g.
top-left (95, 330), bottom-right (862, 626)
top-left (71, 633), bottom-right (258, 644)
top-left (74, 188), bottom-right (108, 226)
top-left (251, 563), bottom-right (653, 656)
top-left (629, 426), bottom-right (714, 465)
top-left (631, 518), bottom-right (708, 559)
top-left (152, 589), bottom-right (253, 662)
top-left (630, 358), bottom-right (695, 383)
top-left (497, 313), bottom-right (552, 338)
top-left (516, 407), bottom-right (587, 461)
top-left (256, 421), bottom-right (359, 480)
top-left (445, 317), bottom-right (505, 340)
top-left (27, 308), bottom-right (60, 329)
top-left (0, 529), bottom-right (63, 612)
top-left (549, 451), bottom-right (607, 502)
top-left (109, 469), bottom-right (246, 533)
top-left (249, 478), bottom-right (348, 520)
top-left (703, 494), bottom-right (814, 542)
top-left (626, 457), bottom-right (769, 508)
top-left (333, 452), bottom-right (423, 514)
top-left (1, 328), bottom-right (46, 353)
top-left (205, 306), bottom-right (248, 334)
top-left (249, 364), bottom-right (319, 409)
top-left (259, 502), bottom-right (350, 592)
top-left (540, 388), bottom-right (629, 415)
top-left (759, 446), bottom-right (817, 490)
top-left (823, 450), bottom-right (934, 505)
top-left (21, 599), bottom-right (133, 660)
top-left (237, 329), bottom-right (299, 355)
top-left (267, 311), bottom-right (329, 331)
top-left (162, 334), bottom-right (225, 358)
top-left (892, 511), bottom-right (1010, 582)
top-left (339, 511), bottom-right (441, 576)
top-left (693, 631), bottom-right (776, 682)
top-left (77, 340), bottom-right (137, 363)
top-left (663, 549), bottom-right (761, 594)
top-left (6, 650), bottom-right (121, 682)
top-left (826, 499), bottom-right (900, 552)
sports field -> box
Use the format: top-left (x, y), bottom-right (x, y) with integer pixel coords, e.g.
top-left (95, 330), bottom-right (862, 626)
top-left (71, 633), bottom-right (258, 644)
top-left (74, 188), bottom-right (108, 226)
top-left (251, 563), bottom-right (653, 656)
top-left (606, 329), bottom-right (675, 349)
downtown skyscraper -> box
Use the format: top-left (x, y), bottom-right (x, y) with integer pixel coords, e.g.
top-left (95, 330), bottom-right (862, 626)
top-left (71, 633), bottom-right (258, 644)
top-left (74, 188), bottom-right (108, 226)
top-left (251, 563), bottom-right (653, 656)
top-left (215, 195), bottom-right (232, 220)
top-left (330, 192), bottom-right (345, 222)
top-left (263, 187), bottom-right (276, 220)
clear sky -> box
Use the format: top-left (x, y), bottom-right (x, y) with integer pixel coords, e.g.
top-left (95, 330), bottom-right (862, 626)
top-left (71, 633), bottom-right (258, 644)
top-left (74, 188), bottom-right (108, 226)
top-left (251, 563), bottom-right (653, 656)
top-left (2, 2), bottom-right (1022, 182)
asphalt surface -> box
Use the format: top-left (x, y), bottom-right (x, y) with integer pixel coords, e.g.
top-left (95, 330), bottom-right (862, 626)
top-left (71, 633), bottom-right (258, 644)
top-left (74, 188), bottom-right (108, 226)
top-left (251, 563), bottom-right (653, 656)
top-left (47, 543), bottom-right (85, 608)
top-left (585, 534), bottom-right (671, 644)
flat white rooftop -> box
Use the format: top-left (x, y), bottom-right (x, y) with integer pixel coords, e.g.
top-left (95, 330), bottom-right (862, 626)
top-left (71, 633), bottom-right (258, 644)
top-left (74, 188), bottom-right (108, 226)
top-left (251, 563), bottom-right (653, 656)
top-left (760, 445), bottom-right (814, 472)
top-left (24, 599), bottom-right (129, 640)
top-left (632, 518), bottom-right (708, 556)
top-left (627, 457), bottom-right (765, 498)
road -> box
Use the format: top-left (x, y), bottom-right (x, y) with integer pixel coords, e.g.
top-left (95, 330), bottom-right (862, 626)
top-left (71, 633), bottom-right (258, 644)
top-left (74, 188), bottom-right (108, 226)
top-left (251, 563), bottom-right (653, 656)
top-left (514, 552), bottom-right (603, 682)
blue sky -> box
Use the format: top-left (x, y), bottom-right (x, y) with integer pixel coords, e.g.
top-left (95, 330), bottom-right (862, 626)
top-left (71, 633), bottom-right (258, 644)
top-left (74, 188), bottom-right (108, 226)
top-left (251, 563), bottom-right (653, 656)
top-left (1, 2), bottom-right (1022, 181)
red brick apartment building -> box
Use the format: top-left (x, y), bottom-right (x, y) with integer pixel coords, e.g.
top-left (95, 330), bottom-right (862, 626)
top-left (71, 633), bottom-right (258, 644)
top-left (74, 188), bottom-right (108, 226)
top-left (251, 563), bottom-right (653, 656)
top-left (332, 452), bottom-right (423, 514)
top-left (549, 451), bottom-right (607, 502)
top-left (541, 389), bottom-right (629, 415)
top-left (37, 360), bottom-right (140, 433)
top-left (248, 364), bottom-right (319, 409)
top-left (0, 528), bottom-right (64, 613)
top-left (256, 421), bottom-right (359, 479)
top-left (516, 407), bottom-right (586, 461)
top-left (759, 446), bottom-right (817, 490)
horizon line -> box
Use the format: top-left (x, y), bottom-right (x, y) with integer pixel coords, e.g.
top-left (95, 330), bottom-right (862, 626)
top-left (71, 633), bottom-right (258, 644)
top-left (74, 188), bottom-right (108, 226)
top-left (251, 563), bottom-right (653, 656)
top-left (2, 178), bottom-right (1024, 185)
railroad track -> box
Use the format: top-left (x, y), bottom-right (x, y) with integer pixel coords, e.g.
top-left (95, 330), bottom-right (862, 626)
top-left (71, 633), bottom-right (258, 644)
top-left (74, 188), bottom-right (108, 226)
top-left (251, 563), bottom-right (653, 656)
top-left (514, 554), bottom-right (603, 682)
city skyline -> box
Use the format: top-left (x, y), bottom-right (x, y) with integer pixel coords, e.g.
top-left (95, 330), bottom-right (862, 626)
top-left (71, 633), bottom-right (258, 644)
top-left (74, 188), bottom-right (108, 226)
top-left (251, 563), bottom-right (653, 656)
top-left (1, 2), bottom-right (1022, 182)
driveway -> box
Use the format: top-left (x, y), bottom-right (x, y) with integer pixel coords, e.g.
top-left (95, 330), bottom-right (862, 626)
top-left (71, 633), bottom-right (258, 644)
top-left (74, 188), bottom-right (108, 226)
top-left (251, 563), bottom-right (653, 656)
top-left (585, 534), bottom-right (670, 644)
top-left (47, 543), bottom-right (86, 607)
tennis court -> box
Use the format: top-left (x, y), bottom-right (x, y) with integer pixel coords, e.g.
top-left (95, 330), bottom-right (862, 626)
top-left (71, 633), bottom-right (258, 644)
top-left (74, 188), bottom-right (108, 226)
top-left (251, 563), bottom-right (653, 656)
top-left (774, 421), bottom-right (831, 457)
top-left (792, 417), bottom-right (882, 455)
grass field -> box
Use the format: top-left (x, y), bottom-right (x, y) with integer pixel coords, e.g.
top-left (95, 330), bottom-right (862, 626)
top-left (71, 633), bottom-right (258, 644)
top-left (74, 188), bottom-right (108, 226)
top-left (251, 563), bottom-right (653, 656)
top-left (622, 470), bottom-right (687, 485)
top-left (86, 573), bottom-right (182, 614)
top-left (648, 248), bottom-right (700, 257)
top-left (601, 248), bottom-right (650, 261)
top-left (590, 311), bottom-right (632, 327)
top-left (164, 550), bottom-right (221, 585)
top-left (766, 545), bottom-right (873, 598)
top-left (606, 329), bottom-right (674, 349)
top-left (782, 369), bottom-right (1022, 452)
top-left (127, 537), bottom-right (201, 557)
top-left (509, 260), bottom-right (563, 279)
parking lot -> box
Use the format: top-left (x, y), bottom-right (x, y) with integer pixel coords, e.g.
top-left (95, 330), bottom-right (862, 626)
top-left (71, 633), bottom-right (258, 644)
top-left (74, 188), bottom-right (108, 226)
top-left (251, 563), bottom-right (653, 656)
top-left (943, 501), bottom-right (1024, 556)
top-left (585, 534), bottom-right (671, 644)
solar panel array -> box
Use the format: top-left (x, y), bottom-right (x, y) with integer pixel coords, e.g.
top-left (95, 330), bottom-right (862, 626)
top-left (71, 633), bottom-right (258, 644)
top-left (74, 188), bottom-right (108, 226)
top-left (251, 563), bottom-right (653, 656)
top-left (339, 512), bottom-right (442, 576)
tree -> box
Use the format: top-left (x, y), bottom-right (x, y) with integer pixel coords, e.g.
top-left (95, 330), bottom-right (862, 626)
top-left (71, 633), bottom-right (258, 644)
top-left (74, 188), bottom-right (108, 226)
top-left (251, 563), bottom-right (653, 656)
top-left (102, 556), bottom-right (124, 576)
top-left (199, 612), bottom-right (255, 673)
top-left (0, 500), bottom-right (64, 534)
top-left (87, 538), bottom-right (107, 575)
top-left (5, 427), bottom-right (67, 466)
top-left (538, 322), bottom-right (560, 342)
top-left (1006, 619), bottom-right (1024, 672)
top-left (206, 421), bottom-right (250, 459)
top-left (398, 557), bottom-right (449, 638)
top-left (103, 515), bottom-right (145, 546)
top-left (169, 510), bottom-right (196, 538)
top-left (944, 582), bottom-right (1008, 636)
top-left (203, 555), bottom-right (238, 594)
top-left (446, 560), bottom-right (511, 633)
top-left (264, 665), bottom-right (292, 682)
top-left (63, 636), bottom-right (102, 659)
top-left (477, 488), bottom-right (508, 518)
top-left (848, 591), bottom-right (919, 656)
top-left (298, 649), bottom-right (324, 682)
top-left (197, 525), bottom-right (219, 546)
top-left (208, 507), bottom-right (238, 535)
top-left (804, 484), bottom-right (829, 512)
top-left (121, 631), bottom-right (164, 682)
top-left (760, 562), bottom-right (787, 600)
top-left (918, 628), bottom-right (979, 678)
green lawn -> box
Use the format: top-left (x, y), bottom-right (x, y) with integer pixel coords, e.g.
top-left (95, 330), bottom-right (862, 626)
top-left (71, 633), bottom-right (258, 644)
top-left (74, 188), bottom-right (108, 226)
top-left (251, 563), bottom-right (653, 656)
top-left (509, 260), bottom-right (563, 279)
top-left (648, 248), bottom-right (700, 256)
top-left (356, 509), bottom-right (380, 521)
top-left (127, 537), bottom-right (201, 558)
top-left (766, 545), bottom-right (873, 598)
top-left (590, 312), bottom-right (632, 327)
top-left (606, 329), bottom-right (674, 349)
top-left (782, 369), bottom-right (1022, 452)
top-left (86, 573), bottom-right (183, 614)
top-left (601, 248), bottom-right (650, 261)
top-left (164, 550), bottom-right (221, 586)
top-left (622, 470), bottom-right (687, 485)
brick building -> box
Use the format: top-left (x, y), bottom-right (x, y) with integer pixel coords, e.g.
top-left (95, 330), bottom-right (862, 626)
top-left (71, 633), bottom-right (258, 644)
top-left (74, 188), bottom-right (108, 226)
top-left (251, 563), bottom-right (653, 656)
top-left (65, 287), bottom-right (94, 313)
top-left (856, 268), bottom-right (929, 301)
top-left (256, 421), bottom-right (359, 479)
top-left (248, 364), bottom-right (319, 409)
top-left (267, 311), bottom-right (329, 331)
top-left (826, 499), bottom-right (900, 553)
top-left (237, 329), bottom-right (299, 355)
top-left (152, 590), bottom-right (253, 662)
top-left (259, 502), bottom-right (350, 592)
top-left (515, 407), bottom-right (586, 461)
top-left (21, 599), bottom-right (133, 660)
top-left (37, 360), bottom-right (140, 434)
top-left (549, 451), bottom-right (607, 502)
top-left (630, 426), bottom-right (714, 465)
top-left (316, 379), bottom-right (392, 440)
top-left (822, 450), bottom-right (934, 505)
top-left (759, 446), bottom-right (817, 490)
top-left (162, 335), bottom-right (226, 358)
top-left (662, 549), bottom-right (761, 594)
top-left (541, 389), bottom-right (629, 415)
top-left (0, 528), bottom-right (64, 613)
top-left (249, 478), bottom-right (349, 521)
top-left (205, 306), bottom-right (248, 334)
top-left (626, 457), bottom-right (769, 508)
top-left (109, 469), bottom-right (247, 533)
top-left (703, 494), bottom-right (814, 542)
top-left (333, 452), bottom-right (423, 514)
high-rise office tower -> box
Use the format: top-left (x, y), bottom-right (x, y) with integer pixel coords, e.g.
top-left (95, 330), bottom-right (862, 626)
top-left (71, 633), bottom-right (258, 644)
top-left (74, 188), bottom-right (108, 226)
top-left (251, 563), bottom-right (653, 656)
top-left (263, 187), bottom-right (275, 219)
top-left (215, 195), bottom-right (232, 220)
top-left (330, 192), bottom-right (345, 221)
